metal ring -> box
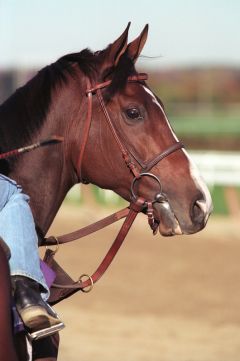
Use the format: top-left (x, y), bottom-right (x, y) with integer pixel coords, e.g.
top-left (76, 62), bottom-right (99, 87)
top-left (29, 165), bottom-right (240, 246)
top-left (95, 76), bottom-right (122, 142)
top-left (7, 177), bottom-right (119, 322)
top-left (131, 172), bottom-right (162, 203)
top-left (45, 236), bottom-right (59, 255)
top-left (78, 274), bottom-right (94, 293)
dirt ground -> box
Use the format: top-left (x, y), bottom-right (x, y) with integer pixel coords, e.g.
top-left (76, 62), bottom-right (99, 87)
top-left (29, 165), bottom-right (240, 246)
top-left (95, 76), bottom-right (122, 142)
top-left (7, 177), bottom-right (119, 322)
top-left (44, 203), bottom-right (240, 361)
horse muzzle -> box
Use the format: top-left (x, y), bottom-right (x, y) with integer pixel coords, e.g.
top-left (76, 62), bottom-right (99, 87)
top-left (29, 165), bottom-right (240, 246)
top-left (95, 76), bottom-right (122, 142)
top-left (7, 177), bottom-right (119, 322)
top-left (153, 194), bottom-right (212, 236)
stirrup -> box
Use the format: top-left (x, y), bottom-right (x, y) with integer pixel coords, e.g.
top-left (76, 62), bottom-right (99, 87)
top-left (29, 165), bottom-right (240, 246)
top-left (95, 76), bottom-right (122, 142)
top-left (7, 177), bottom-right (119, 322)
top-left (28, 321), bottom-right (65, 341)
top-left (27, 305), bottom-right (65, 341)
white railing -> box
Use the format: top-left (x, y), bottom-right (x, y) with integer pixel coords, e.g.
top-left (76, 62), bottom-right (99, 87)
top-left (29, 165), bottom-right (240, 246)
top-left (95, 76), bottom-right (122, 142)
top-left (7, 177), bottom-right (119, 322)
top-left (190, 151), bottom-right (240, 187)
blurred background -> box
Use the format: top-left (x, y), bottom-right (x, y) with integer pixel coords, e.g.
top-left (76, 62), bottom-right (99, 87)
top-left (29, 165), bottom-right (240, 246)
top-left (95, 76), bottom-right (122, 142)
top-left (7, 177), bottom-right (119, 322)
top-left (1, 1), bottom-right (240, 360)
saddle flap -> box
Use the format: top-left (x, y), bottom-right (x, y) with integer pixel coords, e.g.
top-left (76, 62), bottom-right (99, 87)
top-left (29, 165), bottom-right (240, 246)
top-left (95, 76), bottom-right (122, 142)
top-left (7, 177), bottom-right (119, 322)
top-left (43, 249), bottom-right (81, 305)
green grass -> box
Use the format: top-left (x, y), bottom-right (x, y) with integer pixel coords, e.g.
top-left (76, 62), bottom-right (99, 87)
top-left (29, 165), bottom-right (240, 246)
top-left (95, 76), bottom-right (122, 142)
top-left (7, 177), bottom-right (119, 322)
top-left (170, 115), bottom-right (240, 137)
top-left (210, 186), bottom-right (229, 215)
top-left (92, 186), bottom-right (127, 207)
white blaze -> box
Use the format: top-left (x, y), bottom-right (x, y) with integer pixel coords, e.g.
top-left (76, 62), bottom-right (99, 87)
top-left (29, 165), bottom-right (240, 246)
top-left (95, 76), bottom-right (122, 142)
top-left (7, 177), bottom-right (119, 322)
top-left (142, 85), bottom-right (212, 215)
top-left (183, 149), bottom-right (213, 214)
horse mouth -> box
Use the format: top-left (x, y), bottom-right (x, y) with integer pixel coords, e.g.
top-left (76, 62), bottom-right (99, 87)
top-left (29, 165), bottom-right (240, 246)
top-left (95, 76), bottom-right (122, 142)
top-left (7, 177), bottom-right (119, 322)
top-left (153, 200), bottom-right (182, 237)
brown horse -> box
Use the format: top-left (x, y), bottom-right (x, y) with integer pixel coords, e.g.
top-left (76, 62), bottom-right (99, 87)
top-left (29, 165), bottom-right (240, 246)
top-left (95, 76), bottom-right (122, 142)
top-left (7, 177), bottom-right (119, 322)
top-left (0, 24), bottom-right (212, 360)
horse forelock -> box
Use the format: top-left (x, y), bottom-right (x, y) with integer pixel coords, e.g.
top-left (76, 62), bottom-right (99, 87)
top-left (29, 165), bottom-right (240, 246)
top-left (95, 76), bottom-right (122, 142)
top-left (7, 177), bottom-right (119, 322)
top-left (104, 53), bottom-right (136, 101)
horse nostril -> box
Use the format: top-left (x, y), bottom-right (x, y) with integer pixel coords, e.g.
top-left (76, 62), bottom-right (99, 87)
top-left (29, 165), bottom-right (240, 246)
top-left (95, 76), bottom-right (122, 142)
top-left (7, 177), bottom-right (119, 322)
top-left (191, 199), bottom-right (207, 225)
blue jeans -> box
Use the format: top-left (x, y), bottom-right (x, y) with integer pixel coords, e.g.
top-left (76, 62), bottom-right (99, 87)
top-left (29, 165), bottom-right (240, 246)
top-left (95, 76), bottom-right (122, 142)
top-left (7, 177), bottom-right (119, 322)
top-left (0, 174), bottom-right (49, 300)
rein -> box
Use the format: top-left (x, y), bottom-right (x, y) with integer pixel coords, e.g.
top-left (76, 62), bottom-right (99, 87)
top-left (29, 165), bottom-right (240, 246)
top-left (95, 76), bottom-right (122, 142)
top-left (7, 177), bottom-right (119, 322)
top-left (0, 136), bottom-right (64, 160)
top-left (43, 73), bottom-right (184, 295)
top-left (45, 198), bottom-right (145, 293)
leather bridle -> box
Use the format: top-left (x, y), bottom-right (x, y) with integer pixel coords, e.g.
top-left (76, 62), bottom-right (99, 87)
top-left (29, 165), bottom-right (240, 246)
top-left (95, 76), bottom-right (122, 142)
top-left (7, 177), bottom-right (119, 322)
top-left (78, 73), bottom-right (183, 178)
top-left (44, 73), bottom-right (184, 298)
top-left (77, 73), bottom-right (183, 211)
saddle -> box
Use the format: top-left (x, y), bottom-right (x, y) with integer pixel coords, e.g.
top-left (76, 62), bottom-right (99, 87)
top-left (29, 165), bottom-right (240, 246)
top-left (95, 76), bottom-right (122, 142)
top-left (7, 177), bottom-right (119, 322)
top-left (43, 249), bottom-right (79, 305)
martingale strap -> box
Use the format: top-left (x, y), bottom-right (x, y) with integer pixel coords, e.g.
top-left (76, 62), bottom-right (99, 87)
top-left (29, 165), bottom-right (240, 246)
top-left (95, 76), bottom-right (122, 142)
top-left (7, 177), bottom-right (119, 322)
top-left (44, 198), bottom-right (145, 302)
top-left (45, 207), bottom-right (130, 245)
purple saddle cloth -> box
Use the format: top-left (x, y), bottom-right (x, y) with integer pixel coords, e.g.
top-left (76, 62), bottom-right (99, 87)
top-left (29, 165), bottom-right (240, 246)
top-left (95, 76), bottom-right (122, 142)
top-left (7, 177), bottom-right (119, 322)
top-left (13, 259), bottom-right (56, 334)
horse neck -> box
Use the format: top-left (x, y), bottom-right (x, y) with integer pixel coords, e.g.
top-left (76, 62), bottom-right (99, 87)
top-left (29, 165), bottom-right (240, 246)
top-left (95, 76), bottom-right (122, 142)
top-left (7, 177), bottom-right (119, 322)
top-left (4, 73), bottom-right (86, 236)
top-left (12, 147), bottom-right (74, 237)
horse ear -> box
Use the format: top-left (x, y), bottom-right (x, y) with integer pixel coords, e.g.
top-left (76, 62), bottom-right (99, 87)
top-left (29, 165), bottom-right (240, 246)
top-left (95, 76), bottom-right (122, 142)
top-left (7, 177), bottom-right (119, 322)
top-left (105, 22), bottom-right (131, 68)
top-left (127, 24), bottom-right (148, 63)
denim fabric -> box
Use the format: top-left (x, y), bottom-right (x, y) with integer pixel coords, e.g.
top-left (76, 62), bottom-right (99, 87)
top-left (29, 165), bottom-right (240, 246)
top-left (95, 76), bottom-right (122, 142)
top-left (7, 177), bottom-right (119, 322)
top-left (0, 174), bottom-right (49, 301)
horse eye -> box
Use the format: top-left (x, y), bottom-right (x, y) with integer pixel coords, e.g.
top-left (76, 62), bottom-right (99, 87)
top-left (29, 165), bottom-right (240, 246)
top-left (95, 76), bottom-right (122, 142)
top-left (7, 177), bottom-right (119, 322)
top-left (125, 107), bottom-right (142, 120)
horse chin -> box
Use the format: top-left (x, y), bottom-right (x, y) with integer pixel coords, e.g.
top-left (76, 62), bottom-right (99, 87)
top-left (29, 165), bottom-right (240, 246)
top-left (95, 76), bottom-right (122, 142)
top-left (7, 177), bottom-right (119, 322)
top-left (153, 201), bottom-right (182, 237)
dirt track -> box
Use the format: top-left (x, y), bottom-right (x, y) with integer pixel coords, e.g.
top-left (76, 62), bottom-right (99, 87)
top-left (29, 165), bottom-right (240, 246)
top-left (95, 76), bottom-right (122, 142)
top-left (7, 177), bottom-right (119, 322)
top-left (44, 204), bottom-right (240, 361)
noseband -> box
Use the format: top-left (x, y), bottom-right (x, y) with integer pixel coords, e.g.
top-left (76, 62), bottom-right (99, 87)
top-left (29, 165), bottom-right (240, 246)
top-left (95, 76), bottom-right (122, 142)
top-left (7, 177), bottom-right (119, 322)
top-left (77, 73), bottom-right (183, 213)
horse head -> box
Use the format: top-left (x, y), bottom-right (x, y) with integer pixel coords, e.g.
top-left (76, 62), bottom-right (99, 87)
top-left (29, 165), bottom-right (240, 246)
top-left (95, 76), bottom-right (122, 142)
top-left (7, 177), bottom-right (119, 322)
top-left (1, 24), bottom-right (212, 236)
top-left (66, 23), bottom-right (212, 236)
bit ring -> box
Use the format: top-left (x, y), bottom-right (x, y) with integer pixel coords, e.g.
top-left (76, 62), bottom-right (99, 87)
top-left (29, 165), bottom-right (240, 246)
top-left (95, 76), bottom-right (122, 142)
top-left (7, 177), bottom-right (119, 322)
top-left (131, 172), bottom-right (162, 203)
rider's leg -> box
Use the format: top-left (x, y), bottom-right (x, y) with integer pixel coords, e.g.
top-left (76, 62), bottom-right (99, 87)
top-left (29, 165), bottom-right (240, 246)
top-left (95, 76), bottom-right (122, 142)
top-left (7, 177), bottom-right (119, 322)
top-left (0, 174), bottom-right (63, 334)
top-left (0, 174), bottom-right (48, 298)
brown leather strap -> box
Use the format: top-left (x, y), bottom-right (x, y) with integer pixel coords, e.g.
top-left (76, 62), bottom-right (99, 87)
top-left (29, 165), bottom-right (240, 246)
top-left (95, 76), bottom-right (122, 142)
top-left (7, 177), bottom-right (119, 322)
top-left (51, 197), bottom-right (145, 291)
top-left (96, 89), bottom-right (141, 178)
top-left (143, 142), bottom-right (184, 172)
top-left (77, 78), bottom-right (93, 181)
top-left (77, 74), bottom-right (147, 180)
top-left (86, 73), bottom-right (147, 94)
top-left (124, 141), bottom-right (184, 172)
top-left (44, 207), bottom-right (130, 245)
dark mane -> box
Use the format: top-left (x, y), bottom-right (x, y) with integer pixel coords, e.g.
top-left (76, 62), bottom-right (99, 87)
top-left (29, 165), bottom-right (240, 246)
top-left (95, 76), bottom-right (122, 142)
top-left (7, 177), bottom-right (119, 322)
top-left (0, 65), bottom-right (54, 173)
top-left (58, 48), bottom-right (101, 81)
top-left (0, 49), bottom-right (96, 152)
top-left (0, 47), bottom-right (136, 173)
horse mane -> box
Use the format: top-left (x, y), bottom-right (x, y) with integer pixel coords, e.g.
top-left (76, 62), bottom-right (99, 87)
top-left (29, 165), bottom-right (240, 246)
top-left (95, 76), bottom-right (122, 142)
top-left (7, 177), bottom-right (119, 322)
top-left (58, 47), bottom-right (136, 98)
top-left (0, 47), bottom-right (135, 173)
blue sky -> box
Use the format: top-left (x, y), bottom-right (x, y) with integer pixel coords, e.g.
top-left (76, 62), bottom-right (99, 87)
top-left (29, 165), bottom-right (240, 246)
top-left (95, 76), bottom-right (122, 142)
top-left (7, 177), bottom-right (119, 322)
top-left (0, 0), bottom-right (239, 69)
